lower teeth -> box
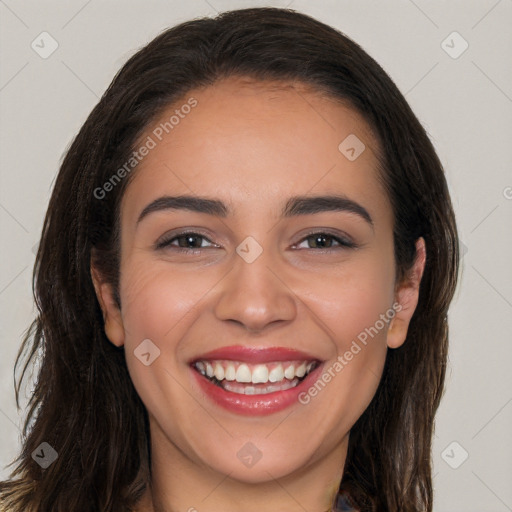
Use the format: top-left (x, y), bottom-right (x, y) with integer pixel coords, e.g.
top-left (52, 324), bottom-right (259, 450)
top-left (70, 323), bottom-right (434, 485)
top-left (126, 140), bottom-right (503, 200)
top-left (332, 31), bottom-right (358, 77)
top-left (220, 378), bottom-right (300, 395)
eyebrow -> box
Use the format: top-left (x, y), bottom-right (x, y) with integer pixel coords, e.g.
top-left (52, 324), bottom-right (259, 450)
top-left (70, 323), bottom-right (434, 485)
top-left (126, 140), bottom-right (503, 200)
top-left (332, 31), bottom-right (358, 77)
top-left (136, 194), bottom-right (373, 226)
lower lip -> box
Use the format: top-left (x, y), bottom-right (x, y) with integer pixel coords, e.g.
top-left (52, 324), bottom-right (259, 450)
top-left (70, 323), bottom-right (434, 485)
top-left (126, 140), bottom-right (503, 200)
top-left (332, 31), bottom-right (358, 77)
top-left (191, 364), bottom-right (323, 416)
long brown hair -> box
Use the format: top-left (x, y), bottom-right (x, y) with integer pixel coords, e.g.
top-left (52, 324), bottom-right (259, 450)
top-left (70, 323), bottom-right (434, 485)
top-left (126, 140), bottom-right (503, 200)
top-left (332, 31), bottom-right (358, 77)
top-left (0, 7), bottom-right (459, 511)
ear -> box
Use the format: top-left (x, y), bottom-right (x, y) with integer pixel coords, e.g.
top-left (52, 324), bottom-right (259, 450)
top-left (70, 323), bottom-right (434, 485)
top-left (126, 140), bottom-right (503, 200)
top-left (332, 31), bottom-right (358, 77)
top-left (386, 237), bottom-right (426, 349)
top-left (90, 262), bottom-right (125, 347)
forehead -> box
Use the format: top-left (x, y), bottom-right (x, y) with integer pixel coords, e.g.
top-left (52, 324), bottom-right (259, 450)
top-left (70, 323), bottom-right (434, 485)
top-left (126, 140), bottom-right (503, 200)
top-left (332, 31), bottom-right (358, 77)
top-left (120, 76), bottom-right (389, 225)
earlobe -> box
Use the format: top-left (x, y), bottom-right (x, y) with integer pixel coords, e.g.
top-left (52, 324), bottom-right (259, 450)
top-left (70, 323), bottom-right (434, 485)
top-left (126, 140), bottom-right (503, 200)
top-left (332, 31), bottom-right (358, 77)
top-left (90, 264), bottom-right (125, 347)
top-left (386, 238), bottom-right (426, 349)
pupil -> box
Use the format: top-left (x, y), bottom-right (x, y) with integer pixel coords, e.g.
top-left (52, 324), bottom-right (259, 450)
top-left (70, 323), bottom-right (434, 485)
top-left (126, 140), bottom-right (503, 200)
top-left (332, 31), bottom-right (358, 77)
top-left (180, 235), bottom-right (200, 248)
top-left (313, 235), bottom-right (331, 248)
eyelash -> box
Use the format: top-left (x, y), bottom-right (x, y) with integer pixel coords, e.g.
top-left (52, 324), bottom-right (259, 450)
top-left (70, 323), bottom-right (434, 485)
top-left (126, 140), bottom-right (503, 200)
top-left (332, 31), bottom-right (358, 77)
top-left (155, 230), bottom-right (357, 253)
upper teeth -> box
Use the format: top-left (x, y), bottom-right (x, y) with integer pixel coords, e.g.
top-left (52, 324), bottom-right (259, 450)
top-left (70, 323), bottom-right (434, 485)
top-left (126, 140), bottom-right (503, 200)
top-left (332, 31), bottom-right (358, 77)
top-left (194, 360), bottom-right (316, 385)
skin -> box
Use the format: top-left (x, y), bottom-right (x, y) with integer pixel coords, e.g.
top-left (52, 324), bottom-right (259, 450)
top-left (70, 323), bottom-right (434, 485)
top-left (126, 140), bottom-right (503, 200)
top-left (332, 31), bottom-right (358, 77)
top-left (91, 76), bottom-right (425, 512)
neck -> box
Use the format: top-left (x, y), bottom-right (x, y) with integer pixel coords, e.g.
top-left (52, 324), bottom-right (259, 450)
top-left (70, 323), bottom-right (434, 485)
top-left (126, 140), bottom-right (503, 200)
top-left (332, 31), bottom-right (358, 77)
top-left (138, 422), bottom-right (347, 512)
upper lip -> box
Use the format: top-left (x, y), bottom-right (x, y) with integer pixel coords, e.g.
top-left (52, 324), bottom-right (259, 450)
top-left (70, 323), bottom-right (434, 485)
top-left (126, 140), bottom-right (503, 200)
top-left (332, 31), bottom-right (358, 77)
top-left (190, 345), bottom-right (321, 364)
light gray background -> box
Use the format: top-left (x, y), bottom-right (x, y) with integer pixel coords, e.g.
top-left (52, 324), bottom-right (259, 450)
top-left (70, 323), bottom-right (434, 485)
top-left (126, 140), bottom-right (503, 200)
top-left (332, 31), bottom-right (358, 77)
top-left (1, 1), bottom-right (511, 510)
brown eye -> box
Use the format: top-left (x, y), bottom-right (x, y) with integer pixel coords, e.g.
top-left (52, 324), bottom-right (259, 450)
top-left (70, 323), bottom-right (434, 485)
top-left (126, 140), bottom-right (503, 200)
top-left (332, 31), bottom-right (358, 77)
top-left (156, 232), bottom-right (218, 251)
top-left (294, 232), bottom-right (356, 250)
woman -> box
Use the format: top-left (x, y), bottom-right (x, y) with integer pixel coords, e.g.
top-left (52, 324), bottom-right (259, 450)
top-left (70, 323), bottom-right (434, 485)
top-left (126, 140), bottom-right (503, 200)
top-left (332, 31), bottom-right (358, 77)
top-left (0, 7), bottom-right (459, 511)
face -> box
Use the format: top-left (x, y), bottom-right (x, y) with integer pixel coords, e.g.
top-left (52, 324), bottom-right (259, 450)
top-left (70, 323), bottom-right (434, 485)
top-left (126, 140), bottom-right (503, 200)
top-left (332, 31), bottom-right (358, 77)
top-left (92, 76), bottom-right (424, 486)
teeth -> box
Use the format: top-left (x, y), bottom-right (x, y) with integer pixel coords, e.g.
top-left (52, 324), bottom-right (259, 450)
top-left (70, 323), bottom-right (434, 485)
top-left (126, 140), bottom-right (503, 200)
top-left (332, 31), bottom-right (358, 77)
top-left (194, 359), bottom-right (317, 385)
top-left (235, 364), bottom-right (252, 383)
top-left (251, 364), bottom-right (269, 384)
top-left (284, 364), bottom-right (295, 380)
top-left (295, 362), bottom-right (306, 378)
top-left (214, 363), bottom-right (224, 381)
top-left (222, 378), bottom-right (300, 395)
top-left (224, 364), bottom-right (236, 381)
top-left (268, 364), bottom-right (284, 383)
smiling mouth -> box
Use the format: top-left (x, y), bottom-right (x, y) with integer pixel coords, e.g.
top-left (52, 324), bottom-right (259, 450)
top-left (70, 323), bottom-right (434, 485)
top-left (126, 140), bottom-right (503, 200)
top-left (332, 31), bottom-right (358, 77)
top-left (192, 359), bottom-right (320, 395)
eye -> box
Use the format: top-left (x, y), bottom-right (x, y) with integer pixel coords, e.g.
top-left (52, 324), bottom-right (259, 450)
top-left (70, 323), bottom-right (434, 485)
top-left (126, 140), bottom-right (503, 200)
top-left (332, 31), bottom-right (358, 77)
top-left (293, 231), bottom-right (357, 250)
top-left (155, 231), bottom-right (219, 252)
top-left (155, 230), bottom-right (357, 253)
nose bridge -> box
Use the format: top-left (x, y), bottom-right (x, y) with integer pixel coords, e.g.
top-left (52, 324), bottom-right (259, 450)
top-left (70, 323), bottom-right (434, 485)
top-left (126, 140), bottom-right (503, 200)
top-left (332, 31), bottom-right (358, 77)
top-left (213, 239), bottom-right (297, 331)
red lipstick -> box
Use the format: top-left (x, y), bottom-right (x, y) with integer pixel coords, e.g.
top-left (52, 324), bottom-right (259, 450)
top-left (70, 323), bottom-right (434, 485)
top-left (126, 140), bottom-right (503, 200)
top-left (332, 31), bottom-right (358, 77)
top-left (189, 345), bottom-right (323, 416)
top-left (191, 345), bottom-right (318, 364)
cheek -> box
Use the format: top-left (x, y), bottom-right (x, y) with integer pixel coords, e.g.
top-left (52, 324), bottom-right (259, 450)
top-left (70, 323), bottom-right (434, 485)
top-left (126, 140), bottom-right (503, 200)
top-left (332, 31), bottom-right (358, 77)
top-left (117, 261), bottom-right (209, 427)
top-left (116, 260), bottom-right (195, 383)
top-left (298, 252), bottom-right (396, 345)
top-left (118, 259), bottom-right (209, 344)
top-left (294, 252), bottom-right (394, 413)
top-left (117, 258), bottom-right (228, 399)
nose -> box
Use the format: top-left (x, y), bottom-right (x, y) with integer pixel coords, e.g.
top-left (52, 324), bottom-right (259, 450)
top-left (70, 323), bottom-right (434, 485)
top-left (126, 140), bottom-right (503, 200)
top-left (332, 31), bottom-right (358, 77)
top-left (213, 248), bottom-right (297, 334)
